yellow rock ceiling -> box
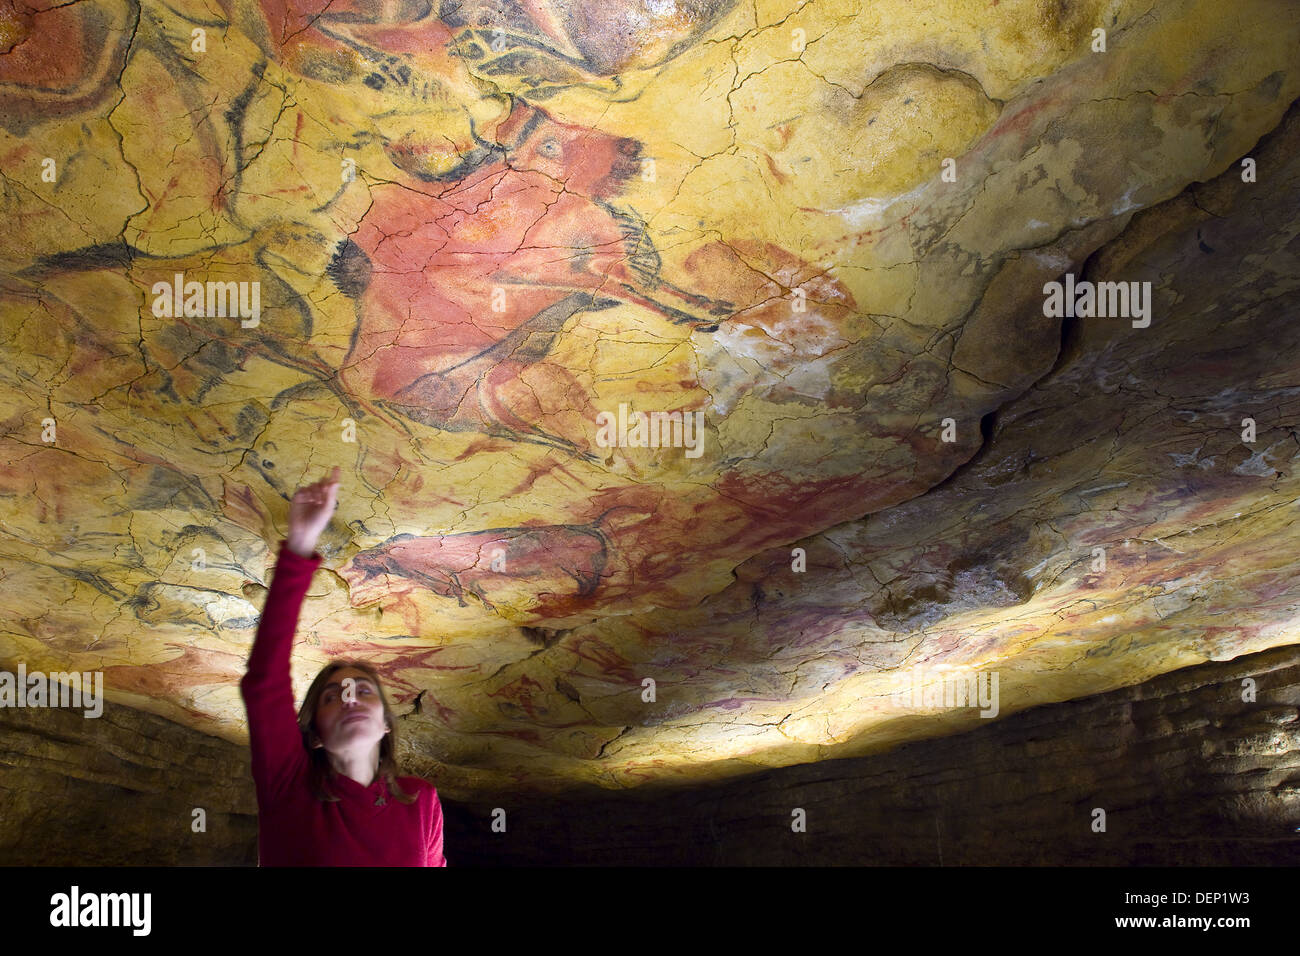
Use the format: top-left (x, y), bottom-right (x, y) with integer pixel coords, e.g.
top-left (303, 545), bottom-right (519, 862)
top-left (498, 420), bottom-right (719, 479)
top-left (0, 0), bottom-right (1297, 798)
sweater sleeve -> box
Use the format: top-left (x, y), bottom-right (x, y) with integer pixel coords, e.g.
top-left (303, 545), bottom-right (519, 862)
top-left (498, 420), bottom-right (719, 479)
top-left (427, 787), bottom-right (447, 866)
top-left (239, 540), bottom-right (321, 803)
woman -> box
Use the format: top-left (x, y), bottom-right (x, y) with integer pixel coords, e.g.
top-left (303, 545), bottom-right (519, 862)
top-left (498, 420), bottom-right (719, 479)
top-left (240, 465), bottom-right (448, 866)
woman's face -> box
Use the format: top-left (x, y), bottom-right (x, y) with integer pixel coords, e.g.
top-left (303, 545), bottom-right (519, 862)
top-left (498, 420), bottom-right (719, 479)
top-left (313, 667), bottom-right (390, 754)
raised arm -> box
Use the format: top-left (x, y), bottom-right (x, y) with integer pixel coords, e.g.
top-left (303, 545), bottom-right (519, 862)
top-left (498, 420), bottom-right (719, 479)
top-left (239, 466), bottom-right (341, 801)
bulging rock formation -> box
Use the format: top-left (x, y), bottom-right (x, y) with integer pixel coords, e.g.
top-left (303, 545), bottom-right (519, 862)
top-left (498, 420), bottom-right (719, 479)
top-left (0, 0), bottom-right (1297, 838)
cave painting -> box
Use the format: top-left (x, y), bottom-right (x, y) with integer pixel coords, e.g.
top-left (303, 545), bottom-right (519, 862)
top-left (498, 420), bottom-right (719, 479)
top-left (4, 0), bottom-right (1297, 797)
top-left (0, 0), bottom-right (135, 134)
top-left (229, 0), bottom-right (871, 610)
top-left (332, 98), bottom-right (734, 458)
top-left (237, 0), bottom-right (743, 91)
top-left (341, 512), bottom-right (616, 618)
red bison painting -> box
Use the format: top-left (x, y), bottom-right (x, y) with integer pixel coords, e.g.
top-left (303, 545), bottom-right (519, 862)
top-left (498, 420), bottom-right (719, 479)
top-left (330, 99), bottom-right (734, 456)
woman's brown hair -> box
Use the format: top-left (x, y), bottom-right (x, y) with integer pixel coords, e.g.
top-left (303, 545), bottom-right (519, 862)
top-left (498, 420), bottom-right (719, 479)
top-left (297, 659), bottom-right (416, 805)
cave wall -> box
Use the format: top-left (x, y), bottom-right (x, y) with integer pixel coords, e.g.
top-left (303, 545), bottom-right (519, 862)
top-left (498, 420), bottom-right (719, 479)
top-left (0, 695), bottom-right (257, 866)
top-left (4, 642), bottom-right (1297, 865)
top-left (446, 644), bottom-right (1300, 865)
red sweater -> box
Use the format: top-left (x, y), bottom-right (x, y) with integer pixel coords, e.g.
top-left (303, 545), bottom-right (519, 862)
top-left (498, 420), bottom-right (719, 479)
top-left (240, 540), bottom-right (447, 866)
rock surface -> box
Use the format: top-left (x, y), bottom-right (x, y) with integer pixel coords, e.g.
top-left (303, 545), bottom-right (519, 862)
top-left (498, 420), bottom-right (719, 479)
top-left (0, 690), bottom-right (257, 865)
top-left (442, 643), bottom-right (1300, 865)
top-left (3, 642), bottom-right (1297, 865)
top-left (0, 0), bottom-right (1296, 799)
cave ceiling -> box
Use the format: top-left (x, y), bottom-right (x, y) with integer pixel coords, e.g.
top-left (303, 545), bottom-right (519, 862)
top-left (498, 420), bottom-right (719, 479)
top-left (1, 0), bottom-right (1298, 799)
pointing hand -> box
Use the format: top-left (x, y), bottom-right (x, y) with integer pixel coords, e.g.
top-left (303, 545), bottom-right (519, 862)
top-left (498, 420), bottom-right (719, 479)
top-left (287, 466), bottom-right (341, 556)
